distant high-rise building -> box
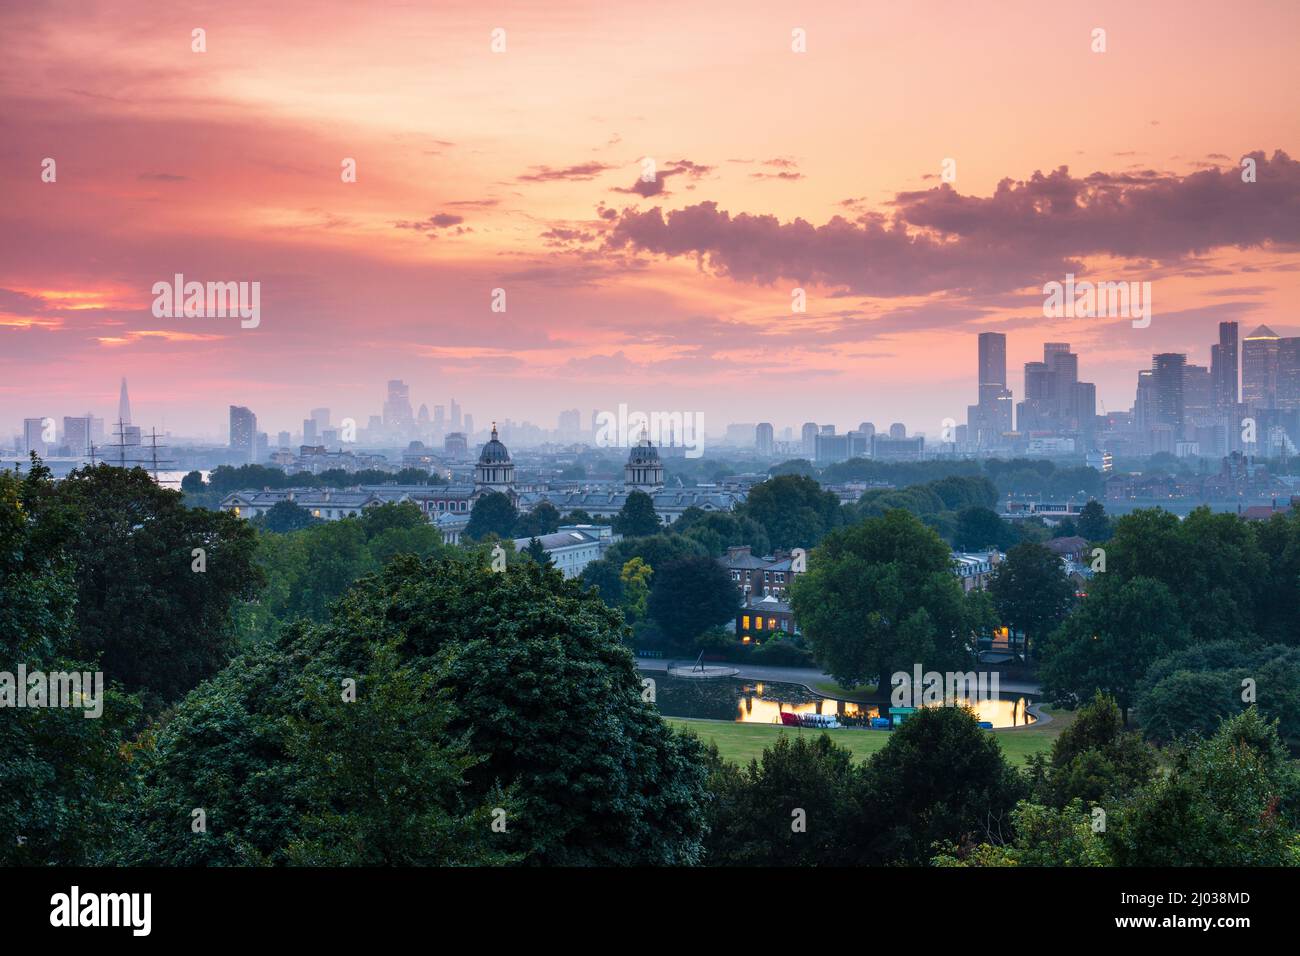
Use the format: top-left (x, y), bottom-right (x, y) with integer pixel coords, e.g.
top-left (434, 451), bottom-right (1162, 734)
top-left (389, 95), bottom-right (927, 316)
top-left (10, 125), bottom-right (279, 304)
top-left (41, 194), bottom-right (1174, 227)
top-left (118, 377), bottom-right (132, 425)
top-left (1151, 353), bottom-right (1187, 436)
top-left (311, 408), bottom-right (330, 430)
top-left (433, 405), bottom-right (446, 430)
top-left (800, 422), bottom-right (818, 456)
top-left (23, 418), bottom-right (48, 457)
top-left (63, 416), bottom-right (92, 456)
top-left (463, 414), bottom-right (474, 437)
top-left (383, 380), bottom-right (414, 427)
top-left (755, 422), bottom-right (774, 456)
top-left (229, 405), bottom-right (257, 461)
top-left (277, 430), bottom-right (291, 449)
top-left (417, 404), bottom-right (430, 424)
top-left (558, 408), bottom-right (582, 437)
top-left (889, 422), bottom-right (906, 439)
top-left (857, 422), bottom-right (876, 438)
top-left (451, 399), bottom-right (462, 430)
top-left (444, 431), bottom-right (468, 458)
top-left (1183, 364), bottom-right (1213, 423)
top-left (1212, 321), bottom-right (1239, 411)
top-left (969, 331), bottom-right (1013, 446)
top-left (1242, 325), bottom-right (1280, 410)
top-left (1277, 337), bottom-right (1300, 410)
top-left (303, 418), bottom-right (318, 444)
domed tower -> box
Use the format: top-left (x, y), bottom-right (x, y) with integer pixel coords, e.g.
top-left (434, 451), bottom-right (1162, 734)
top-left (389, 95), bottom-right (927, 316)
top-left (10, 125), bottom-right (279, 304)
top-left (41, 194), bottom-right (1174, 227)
top-left (475, 422), bottom-right (515, 495)
top-left (625, 428), bottom-right (665, 490)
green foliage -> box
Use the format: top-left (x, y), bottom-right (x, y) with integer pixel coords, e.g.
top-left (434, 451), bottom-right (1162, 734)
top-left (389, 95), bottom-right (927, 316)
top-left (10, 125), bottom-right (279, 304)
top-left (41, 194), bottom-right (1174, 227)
top-left (1107, 709), bottom-right (1300, 866)
top-left (933, 799), bottom-right (1111, 867)
top-left (513, 500), bottom-right (561, 538)
top-left (613, 490), bottom-right (661, 537)
top-left (861, 705), bottom-right (1026, 865)
top-left (952, 506), bottom-right (1015, 551)
top-left (790, 510), bottom-right (975, 688)
top-left (464, 491), bottom-right (519, 541)
top-left (646, 556), bottom-right (740, 648)
top-left (1076, 500), bottom-right (1110, 541)
top-left (1025, 692), bottom-right (1156, 807)
top-left (121, 555), bottom-right (712, 866)
top-left (1039, 574), bottom-right (1188, 722)
top-left (255, 499), bottom-right (316, 533)
top-left (988, 542), bottom-right (1075, 659)
top-left (521, 536), bottom-right (551, 568)
top-left (703, 734), bottom-right (859, 866)
top-left (739, 474), bottom-right (844, 550)
top-left (26, 463), bottom-right (262, 707)
top-left (672, 507), bottom-right (771, 558)
top-left (0, 464), bottom-right (142, 865)
top-left (1137, 644), bottom-right (1300, 744)
top-left (618, 557), bottom-right (652, 622)
top-left (285, 639), bottom-right (519, 866)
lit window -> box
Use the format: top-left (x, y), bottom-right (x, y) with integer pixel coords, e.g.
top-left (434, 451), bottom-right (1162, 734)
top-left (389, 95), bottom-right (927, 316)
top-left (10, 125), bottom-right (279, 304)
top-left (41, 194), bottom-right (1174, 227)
top-left (742, 615), bottom-right (750, 629)
top-left (755, 618), bottom-right (763, 630)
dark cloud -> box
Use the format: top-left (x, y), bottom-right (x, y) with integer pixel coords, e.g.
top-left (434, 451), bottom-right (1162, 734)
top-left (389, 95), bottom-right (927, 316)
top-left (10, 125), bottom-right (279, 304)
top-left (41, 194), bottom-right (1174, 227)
top-left (611, 159), bottom-right (714, 197)
top-left (517, 162), bottom-right (615, 182)
top-left (394, 213), bottom-right (466, 234)
top-left (605, 150), bottom-right (1300, 297)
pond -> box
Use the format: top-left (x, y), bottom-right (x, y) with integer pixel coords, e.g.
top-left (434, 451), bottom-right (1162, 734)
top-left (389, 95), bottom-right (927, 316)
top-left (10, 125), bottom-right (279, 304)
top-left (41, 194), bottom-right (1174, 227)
top-left (642, 671), bottom-right (1036, 729)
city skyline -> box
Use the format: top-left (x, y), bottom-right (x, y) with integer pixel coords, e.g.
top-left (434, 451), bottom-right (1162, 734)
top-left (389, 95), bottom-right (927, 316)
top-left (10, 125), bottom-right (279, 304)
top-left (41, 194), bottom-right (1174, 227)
top-left (3, 1), bottom-right (1300, 436)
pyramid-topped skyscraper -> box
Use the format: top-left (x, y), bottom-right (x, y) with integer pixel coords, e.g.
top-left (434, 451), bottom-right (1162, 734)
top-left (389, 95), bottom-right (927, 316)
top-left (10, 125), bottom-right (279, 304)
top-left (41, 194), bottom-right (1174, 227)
top-left (118, 377), bottom-right (132, 425)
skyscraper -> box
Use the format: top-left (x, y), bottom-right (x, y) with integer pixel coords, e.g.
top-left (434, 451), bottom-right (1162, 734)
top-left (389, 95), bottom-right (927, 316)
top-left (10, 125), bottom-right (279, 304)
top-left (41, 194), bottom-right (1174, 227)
top-left (1151, 353), bottom-right (1187, 435)
top-left (755, 422), bottom-right (774, 456)
top-left (1212, 321), bottom-right (1239, 410)
top-left (1242, 325), bottom-right (1280, 410)
top-left (968, 331), bottom-right (1012, 446)
top-left (383, 380), bottom-right (414, 427)
top-left (230, 405), bottom-right (257, 461)
top-left (63, 416), bottom-right (92, 456)
top-left (800, 422), bottom-right (818, 456)
top-left (118, 377), bottom-right (132, 425)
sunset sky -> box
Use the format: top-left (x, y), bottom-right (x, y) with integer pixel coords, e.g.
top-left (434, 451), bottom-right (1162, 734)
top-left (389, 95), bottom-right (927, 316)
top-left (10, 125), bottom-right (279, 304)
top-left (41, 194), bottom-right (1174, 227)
top-left (3, 0), bottom-right (1299, 440)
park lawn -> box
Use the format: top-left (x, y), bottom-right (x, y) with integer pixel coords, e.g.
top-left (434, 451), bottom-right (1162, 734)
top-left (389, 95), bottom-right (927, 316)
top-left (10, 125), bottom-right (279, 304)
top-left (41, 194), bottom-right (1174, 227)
top-left (668, 707), bottom-right (1070, 768)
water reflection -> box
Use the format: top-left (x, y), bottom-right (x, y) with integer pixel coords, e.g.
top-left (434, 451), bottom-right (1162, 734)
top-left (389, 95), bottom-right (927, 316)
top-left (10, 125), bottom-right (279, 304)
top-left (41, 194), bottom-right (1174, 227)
top-left (647, 672), bottom-right (1035, 729)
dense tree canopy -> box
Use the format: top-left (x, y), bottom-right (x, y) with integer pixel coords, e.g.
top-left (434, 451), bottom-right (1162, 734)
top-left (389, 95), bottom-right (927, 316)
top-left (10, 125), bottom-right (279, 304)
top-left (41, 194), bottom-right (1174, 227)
top-left (119, 554), bottom-right (712, 866)
top-left (791, 510), bottom-right (976, 688)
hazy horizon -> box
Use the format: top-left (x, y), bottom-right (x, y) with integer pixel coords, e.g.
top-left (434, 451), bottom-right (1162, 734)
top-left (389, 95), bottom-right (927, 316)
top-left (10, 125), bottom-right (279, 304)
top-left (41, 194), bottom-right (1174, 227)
top-left (4, 0), bottom-right (1300, 438)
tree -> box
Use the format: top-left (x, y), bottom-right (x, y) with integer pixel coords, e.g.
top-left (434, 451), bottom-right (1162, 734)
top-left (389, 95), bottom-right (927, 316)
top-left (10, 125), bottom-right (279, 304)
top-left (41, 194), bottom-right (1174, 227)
top-left (1076, 500), bottom-right (1110, 541)
top-left (359, 501), bottom-right (427, 538)
top-left (613, 490), bottom-right (661, 537)
top-left (1025, 692), bottom-right (1156, 807)
top-left (513, 501), bottom-right (561, 538)
top-left (180, 470), bottom-right (205, 494)
top-left (618, 557), bottom-right (652, 622)
top-left (933, 799), bottom-right (1112, 867)
top-left (121, 555), bottom-right (712, 866)
top-left (522, 537), bottom-right (552, 568)
top-left (285, 639), bottom-right (518, 866)
top-left (26, 463), bottom-right (262, 708)
top-left (1038, 575), bottom-right (1188, 723)
top-left (0, 464), bottom-right (141, 865)
top-left (703, 734), bottom-right (860, 866)
top-left (860, 706), bottom-right (1026, 865)
top-left (739, 474), bottom-right (843, 550)
top-left (1107, 709), bottom-right (1300, 866)
top-left (790, 510), bottom-right (973, 689)
top-left (987, 542), bottom-right (1075, 660)
top-left (952, 506), bottom-right (1014, 551)
top-left (465, 491), bottom-right (519, 541)
top-left (646, 556), bottom-right (740, 647)
top-left (257, 499), bottom-right (315, 533)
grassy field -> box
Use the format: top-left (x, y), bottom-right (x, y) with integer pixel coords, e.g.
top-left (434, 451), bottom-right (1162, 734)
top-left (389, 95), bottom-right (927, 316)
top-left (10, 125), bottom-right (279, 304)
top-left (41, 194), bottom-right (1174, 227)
top-left (668, 708), bottom-right (1070, 767)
